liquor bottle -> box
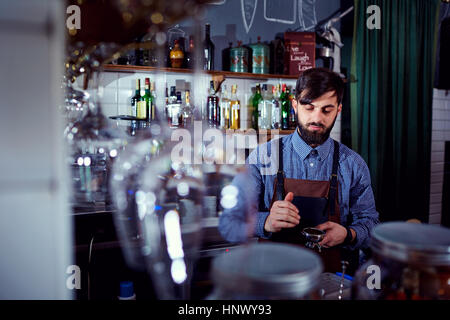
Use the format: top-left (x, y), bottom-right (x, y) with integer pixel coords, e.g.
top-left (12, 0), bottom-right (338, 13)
top-left (219, 85), bottom-right (230, 129)
top-left (164, 85), bottom-right (169, 122)
top-left (131, 79), bottom-right (143, 117)
top-left (258, 84), bottom-right (273, 130)
top-left (185, 36), bottom-right (195, 69)
top-left (167, 86), bottom-right (177, 126)
top-left (139, 78), bottom-right (151, 121)
top-left (280, 84), bottom-right (290, 130)
top-left (203, 23), bottom-right (215, 70)
top-left (170, 39), bottom-right (184, 68)
top-left (288, 89), bottom-right (297, 129)
top-left (229, 85), bottom-right (240, 130)
top-left (169, 91), bottom-right (183, 128)
top-left (150, 81), bottom-right (156, 121)
top-left (271, 85), bottom-right (281, 129)
top-left (252, 84), bottom-right (262, 129)
top-left (133, 36), bottom-right (144, 66)
top-left (181, 90), bottom-right (194, 127)
top-left (206, 81), bottom-right (219, 127)
top-left (222, 42), bottom-right (232, 71)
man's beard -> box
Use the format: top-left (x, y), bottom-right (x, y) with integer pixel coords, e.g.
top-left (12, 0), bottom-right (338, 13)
top-left (297, 114), bottom-right (337, 146)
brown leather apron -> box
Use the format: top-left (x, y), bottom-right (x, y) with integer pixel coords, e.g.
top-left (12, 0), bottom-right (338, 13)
top-left (261, 139), bottom-right (358, 274)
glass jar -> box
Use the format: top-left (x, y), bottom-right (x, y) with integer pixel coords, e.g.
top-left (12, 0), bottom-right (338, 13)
top-left (209, 243), bottom-right (323, 299)
top-left (352, 222), bottom-right (450, 300)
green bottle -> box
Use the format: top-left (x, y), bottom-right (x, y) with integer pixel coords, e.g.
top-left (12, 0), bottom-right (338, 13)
top-left (142, 78), bottom-right (152, 121)
top-left (280, 84), bottom-right (289, 130)
top-left (131, 79), bottom-right (143, 118)
top-left (252, 84), bottom-right (262, 129)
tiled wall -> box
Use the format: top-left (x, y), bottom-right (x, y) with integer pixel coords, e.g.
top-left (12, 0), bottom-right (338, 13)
top-left (429, 89), bottom-right (450, 225)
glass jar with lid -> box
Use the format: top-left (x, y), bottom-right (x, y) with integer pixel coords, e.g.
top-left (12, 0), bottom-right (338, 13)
top-left (209, 243), bottom-right (323, 299)
top-left (352, 222), bottom-right (450, 300)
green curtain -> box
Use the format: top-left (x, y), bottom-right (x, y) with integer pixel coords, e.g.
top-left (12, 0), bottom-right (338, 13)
top-left (350, 0), bottom-right (440, 222)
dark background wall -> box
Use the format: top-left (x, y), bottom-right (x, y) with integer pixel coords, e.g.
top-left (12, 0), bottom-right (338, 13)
top-left (179, 0), bottom-right (349, 71)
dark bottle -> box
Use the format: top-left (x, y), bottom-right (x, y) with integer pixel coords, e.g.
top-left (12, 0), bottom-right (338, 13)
top-left (252, 84), bottom-right (262, 129)
top-left (133, 37), bottom-right (144, 66)
top-left (222, 42), bottom-right (232, 71)
top-left (207, 81), bottom-right (219, 127)
top-left (280, 84), bottom-right (289, 130)
top-left (185, 36), bottom-right (195, 69)
top-left (131, 79), bottom-right (143, 117)
top-left (288, 88), bottom-right (296, 129)
top-left (203, 23), bottom-right (215, 70)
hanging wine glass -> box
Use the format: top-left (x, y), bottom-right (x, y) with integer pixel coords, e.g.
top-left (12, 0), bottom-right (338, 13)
top-left (65, 70), bottom-right (129, 212)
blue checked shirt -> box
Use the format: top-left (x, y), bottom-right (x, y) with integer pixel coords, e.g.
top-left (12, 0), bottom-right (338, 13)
top-left (218, 131), bottom-right (380, 250)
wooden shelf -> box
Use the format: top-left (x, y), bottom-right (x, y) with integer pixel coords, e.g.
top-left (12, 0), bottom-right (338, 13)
top-left (103, 64), bottom-right (299, 81)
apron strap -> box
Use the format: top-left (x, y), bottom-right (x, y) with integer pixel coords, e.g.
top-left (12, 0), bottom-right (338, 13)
top-left (276, 138), bottom-right (285, 201)
top-left (328, 140), bottom-right (340, 216)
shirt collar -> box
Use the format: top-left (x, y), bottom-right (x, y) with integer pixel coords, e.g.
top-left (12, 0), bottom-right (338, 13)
top-left (291, 129), bottom-right (333, 161)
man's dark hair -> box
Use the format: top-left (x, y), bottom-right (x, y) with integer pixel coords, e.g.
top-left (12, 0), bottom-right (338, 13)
top-left (295, 68), bottom-right (344, 105)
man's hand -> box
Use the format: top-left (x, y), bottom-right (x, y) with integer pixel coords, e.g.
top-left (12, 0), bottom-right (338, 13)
top-left (316, 221), bottom-right (353, 248)
top-left (264, 192), bottom-right (300, 233)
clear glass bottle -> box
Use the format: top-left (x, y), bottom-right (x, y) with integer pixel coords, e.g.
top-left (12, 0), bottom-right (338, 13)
top-left (229, 85), bottom-right (240, 130)
top-left (271, 84), bottom-right (281, 129)
top-left (258, 84), bottom-right (273, 130)
top-left (280, 84), bottom-right (289, 130)
top-left (181, 90), bottom-right (194, 128)
top-left (206, 81), bottom-right (218, 127)
top-left (219, 85), bottom-right (230, 129)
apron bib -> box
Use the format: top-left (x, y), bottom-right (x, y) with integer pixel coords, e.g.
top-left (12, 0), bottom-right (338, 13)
top-left (262, 138), bottom-right (358, 274)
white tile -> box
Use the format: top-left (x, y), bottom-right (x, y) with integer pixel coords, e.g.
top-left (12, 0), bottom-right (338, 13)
top-left (99, 87), bottom-right (118, 104)
top-left (433, 99), bottom-right (446, 110)
top-left (430, 172), bottom-right (444, 184)
top-left (431, 142), bottom-right (445, 152)
top-left (118, 104), bottom-right (131, 116)
top-left (434, 89), bottom-right (450, 100)
top-left (428, 214), bottom-right (442, 225)
top-left (431, 151), bottom-right (445, 163)
top-left (430, 193), bottom-right (442, 204)
top-left (430, 161), bottom-right (444, 174)
top-left (100, 103), bottom-right (119, 118)
top-left (430, 182), bottom-right (443, 194)
top-left (432, 130), bottom-right (445, 141)
top-left (433, 120), bottom-right (449, 131)
top-left (429, 203), bottom-right (442, 214)
top-left (118, 89), bottom-right (134, 105)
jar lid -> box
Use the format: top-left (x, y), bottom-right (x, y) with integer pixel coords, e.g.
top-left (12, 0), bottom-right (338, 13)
top-left (211, 243), bottom-right (323, 298)
top-left (371, 222), bottom-right (450, 266)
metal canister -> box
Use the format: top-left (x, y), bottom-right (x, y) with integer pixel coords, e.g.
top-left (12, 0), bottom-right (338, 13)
top-left (230, 42), bottom-right (249, 73)
top-left (249, 37), bottom-right (270, 74)
top-left (210, 243), bottom-right (323, 299)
